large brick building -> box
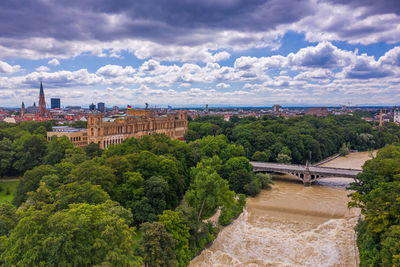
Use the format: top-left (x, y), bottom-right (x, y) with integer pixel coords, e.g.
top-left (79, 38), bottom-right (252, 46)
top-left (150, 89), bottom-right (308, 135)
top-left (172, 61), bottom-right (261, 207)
top-left (87, 109), bottom-right (188, 149)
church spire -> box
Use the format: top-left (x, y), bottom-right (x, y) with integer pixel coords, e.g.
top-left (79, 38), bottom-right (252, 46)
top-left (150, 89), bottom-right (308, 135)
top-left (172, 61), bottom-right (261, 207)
top-left (40, 81), bottom-right (44, 96)
top-left (38, 81), bottom-right (47, 117)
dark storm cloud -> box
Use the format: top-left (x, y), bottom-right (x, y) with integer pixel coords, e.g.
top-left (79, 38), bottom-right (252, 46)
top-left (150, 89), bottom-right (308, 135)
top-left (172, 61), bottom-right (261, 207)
top-left (0, 0), bottom-right (314, 44)
top-left (328, 0), bottom-right (400, 15)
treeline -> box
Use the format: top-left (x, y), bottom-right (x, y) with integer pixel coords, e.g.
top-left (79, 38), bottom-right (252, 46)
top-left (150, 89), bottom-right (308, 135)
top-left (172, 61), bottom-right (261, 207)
top-left (0, 130), bottom-right (270, 266)
top-left (0, 121), bottom-right (93, 178)
top-left (349, 145), bottom-right (400, 266)
top-left (186, 114), bottom-right (400, 164)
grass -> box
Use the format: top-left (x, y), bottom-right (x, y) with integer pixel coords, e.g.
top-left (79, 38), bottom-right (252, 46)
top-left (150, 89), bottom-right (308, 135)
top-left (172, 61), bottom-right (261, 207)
top-left (0, 180), bottom-right (19, 204)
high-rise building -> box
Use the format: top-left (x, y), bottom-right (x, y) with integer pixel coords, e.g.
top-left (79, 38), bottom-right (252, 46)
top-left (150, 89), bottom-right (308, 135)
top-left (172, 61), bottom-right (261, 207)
top-left (97, 102), bottom-right (105, 112)
top-left (89, 103), bottom-right (96, 111)
top-left (51, 98), bottom-right (61, 109)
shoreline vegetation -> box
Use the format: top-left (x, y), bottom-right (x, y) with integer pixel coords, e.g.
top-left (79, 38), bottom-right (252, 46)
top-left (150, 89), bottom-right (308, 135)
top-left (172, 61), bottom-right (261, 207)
top-left (349, 144), bottom-right (400, 266)
top-left (0, 114), bottom-right (399, 266)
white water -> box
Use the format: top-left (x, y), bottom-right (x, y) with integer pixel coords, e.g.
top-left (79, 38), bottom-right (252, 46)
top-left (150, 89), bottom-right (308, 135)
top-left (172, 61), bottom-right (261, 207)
top-left (189, 151), bottom-right (373, 267)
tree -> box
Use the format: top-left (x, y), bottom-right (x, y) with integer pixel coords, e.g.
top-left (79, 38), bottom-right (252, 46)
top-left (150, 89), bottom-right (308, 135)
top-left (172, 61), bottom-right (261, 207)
top-left (68, 160), bottom-right (117, 197)
top-left (0, 138), bottom-right (14, 177)
top-left (381, 225), bottom-right (400, 267)
top-left (61, 147), bottom-right (87, 165)
top-left (184, 170), bottom-right (234, 220)
top-left (0, 202), bottom-right (17, 236)
top-left (139, 222), bottom-right (177, 267)
top-left (13, 164), bottom-right (57, 207)
top-left (84, 142), bottom-right (103, 158)
top-left (251, 151), bottom-right (269, 162)
top-left (0, 201), bottom-right (141, 267)
top-left (255, 173), bottom-right (273, 189)
top-left (53, 182), bottom-right (110, 210)
top-left (118, 172), bottom-right (144, 207)
top-left (221, 157), bottom-right (254, 194)
top-left (244, 178), bottom-right (261, 197)
top-left (12, 134), bottom-right (47, 173)
top-left (276, 146), bottom-right (292, 164)
top-left (158, 210), bottom-right (191, 267)
top-left (339, 142), bottom-right (350, 156)
top-left (43, 136), bottom-right (73, 165)
top-left (144, 176), bottom-right (169, 215)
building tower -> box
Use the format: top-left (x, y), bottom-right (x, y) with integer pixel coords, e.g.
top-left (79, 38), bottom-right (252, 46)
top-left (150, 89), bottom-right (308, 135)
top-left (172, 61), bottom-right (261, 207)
top-left (21, 102), bottom-right (25, 117)
top-left (38, 81), bottom-right (47, 117)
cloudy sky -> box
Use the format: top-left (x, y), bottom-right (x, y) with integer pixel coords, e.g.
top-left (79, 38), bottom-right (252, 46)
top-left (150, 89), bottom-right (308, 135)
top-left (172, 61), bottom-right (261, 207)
top-left (1, 0), bottom-right (400, 108)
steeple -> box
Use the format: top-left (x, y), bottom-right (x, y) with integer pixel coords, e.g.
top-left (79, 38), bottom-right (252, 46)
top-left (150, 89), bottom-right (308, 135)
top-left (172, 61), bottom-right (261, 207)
top-left (21, 102), bottom-right (25, 117)
top-left (40, 81), bottom-right (44, 96)
top-left (38, 81), bottom-right (47, 117)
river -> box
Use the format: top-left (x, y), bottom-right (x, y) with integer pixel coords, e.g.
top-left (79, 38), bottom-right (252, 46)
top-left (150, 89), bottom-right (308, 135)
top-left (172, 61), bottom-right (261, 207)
top-left (189, 151), bottom-right (374, 267)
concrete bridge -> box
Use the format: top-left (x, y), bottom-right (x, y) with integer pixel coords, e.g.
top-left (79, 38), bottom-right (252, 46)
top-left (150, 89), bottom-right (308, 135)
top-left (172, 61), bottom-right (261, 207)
top-left (250, 161), bottom-right (361, 185)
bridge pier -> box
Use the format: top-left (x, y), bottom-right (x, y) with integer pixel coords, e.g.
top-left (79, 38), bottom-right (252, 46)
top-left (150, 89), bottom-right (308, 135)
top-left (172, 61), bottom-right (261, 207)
top-left (303, 172), bottom-right (311, 186)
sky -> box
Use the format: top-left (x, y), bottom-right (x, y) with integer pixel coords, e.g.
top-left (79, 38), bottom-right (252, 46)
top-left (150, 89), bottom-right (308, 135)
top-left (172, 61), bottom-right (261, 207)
top-left (1, 0), bottom-right (400, 108)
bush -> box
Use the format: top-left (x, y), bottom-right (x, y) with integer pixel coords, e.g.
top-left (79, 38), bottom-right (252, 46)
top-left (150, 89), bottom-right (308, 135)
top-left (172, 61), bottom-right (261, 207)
top-left (255, 173), bottom-right (273, 189)
top-left (339, 142), bottom-right (350, 156)
top-left (244, 179), bottom-right (261, 197)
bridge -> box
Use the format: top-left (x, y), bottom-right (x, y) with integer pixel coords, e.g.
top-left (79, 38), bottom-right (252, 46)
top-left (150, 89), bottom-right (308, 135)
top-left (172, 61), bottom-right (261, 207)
top-left (250, 161), bottom-right (361, 185)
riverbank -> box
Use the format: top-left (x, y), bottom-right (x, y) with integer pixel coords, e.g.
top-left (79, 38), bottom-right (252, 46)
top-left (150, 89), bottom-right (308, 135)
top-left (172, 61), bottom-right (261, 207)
top-left (320, 150), bottom-right (376, 170)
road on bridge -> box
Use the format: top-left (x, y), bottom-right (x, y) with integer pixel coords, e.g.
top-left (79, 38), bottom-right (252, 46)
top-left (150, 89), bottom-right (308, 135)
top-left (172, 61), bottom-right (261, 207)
top-left (250, 161), bottom-right (361, 178)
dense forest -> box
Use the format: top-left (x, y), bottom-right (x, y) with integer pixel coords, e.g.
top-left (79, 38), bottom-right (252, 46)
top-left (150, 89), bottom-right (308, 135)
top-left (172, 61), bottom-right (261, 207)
top-left (0, 114), bottom-right (399, 266)
top-left (186, 114), bottom-right (400, 164)
top-left (0, 121), bottom-right (269, 266)
top-left (349, 144), bottom-right (400, 266)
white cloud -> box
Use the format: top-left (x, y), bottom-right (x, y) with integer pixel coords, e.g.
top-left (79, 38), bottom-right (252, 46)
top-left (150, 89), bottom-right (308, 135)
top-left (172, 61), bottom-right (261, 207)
top-left (35, 66), bottom-right (50, 72)
top-left (0, 61), bottom-right (21, 74)
top-left (48, 58), bottom-right (60, 66)
top-left (216, 82), bottom-right (231, 88)
top-left (96, 65), bottom-right (135, 77)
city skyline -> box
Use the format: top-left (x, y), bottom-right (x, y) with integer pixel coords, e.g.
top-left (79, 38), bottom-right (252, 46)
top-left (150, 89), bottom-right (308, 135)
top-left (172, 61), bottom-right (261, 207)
top-left (1, 0), bottom-right (400, 107)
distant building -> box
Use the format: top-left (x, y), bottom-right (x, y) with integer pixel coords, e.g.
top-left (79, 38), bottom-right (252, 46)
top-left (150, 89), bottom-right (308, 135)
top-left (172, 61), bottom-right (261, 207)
top-left (97, 102), bottom-right (105, 112)
top-left (112, 106), bottom-right (119, 113)
top-left (26, 102), bottom-right (39, 114)
top-left (87, 109), bottom-right (188, 149)
top-left (89, 103), bottom-right (96, 111)
top-left (394, 109), bottom-right (400, 124)
top-left (272, 105), bottom-right (282, 112)
top-left (51, 98), bottom-right (61, 109)
top-left (65, 106), bottom-right (82, 110)
top-left (47, 126), bottom-right (88, 147)
top-left (304, 107), bottom-right (329, 117)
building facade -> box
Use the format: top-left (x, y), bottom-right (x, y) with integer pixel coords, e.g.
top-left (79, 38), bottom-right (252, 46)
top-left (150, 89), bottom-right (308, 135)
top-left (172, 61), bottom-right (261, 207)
top-left (87, 109), bottom-right (188, 149)
top-left (47, 126), bottom-right (88, 147)
top-left (394, 109), bottom-right (400, 124)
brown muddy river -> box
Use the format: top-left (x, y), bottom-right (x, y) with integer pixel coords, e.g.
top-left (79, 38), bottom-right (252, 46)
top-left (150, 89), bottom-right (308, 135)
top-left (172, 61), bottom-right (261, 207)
top-left (190, 151), bottom-right (374, 267)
